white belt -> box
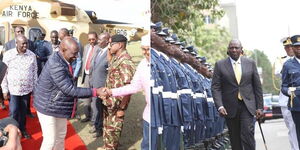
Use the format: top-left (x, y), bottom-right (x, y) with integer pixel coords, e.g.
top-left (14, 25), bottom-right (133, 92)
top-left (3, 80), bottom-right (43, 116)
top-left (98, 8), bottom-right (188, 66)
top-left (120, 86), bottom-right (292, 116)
top-left (207, 97), bottom-right (214, 102)
top-left (195, 93), bottom-right (205, 98)
top-left (152, 87), bottom-right (160, 94)
top-left (162, 92), bottom-right (178, 99)
top-left (158, 86), bottom-right (163, 92)
top-left (177, 89), bottom-right (192, 95)
top-left (193, 94), bottom-right (197, 99)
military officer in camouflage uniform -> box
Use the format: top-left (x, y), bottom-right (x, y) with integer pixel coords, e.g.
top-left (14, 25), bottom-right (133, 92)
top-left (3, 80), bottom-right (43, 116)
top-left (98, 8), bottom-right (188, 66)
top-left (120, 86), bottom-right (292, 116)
top-left (99, 34), bottom-right (135, 150)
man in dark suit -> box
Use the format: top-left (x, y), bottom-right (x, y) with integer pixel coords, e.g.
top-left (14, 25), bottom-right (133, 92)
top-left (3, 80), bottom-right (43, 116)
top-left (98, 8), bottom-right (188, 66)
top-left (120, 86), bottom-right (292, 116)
top-left (211, 39), bottom-right (263, 150)
top-left (3, 26), bottom-right (35, 52)
top-left (282, 35), bottom-right (300, 149)
top-left (79, 32), bottom-right (100, 122)
top-left (88, 32), bottom-right (110, 137)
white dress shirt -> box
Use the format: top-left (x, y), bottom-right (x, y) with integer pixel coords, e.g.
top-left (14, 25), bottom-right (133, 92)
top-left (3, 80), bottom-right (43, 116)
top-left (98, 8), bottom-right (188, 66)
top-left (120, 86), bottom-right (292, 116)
top-left (1, 48), bottom-right (38, 95)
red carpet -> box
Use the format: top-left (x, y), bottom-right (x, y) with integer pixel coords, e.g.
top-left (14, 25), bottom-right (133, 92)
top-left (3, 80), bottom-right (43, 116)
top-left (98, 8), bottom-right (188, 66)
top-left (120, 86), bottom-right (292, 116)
top-left (0, 100), bottom-right (87, 150)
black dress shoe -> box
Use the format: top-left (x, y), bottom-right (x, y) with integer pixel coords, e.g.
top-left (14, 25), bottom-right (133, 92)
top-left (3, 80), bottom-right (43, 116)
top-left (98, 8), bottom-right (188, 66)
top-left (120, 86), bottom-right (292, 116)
top-left (22, 131), bottom-right (31, 139)
top-left (81, 117), bottom-right (90, 123)
top-left (92, 130), bottom-right (103, 138)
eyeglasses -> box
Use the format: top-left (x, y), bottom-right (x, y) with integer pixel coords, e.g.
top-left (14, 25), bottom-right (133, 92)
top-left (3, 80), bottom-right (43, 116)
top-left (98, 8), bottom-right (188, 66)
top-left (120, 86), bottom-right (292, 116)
top-left (228, 46), bottom-right (241, 50)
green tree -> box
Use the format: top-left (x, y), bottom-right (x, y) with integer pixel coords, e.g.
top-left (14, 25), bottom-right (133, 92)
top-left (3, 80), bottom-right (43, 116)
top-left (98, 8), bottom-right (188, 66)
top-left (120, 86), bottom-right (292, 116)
top-left (151, 0), bottom-right (231, 63)
top-left (249, 49), bottom-right (278, 94)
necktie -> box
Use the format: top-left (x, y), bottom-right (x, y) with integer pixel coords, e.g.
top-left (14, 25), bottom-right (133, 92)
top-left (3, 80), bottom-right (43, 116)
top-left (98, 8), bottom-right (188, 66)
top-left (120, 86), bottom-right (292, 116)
top-left (233, 62), bottom-right (242, 100)
top-left (85, 46), bottom-right (95, 71)
top-left (68, 64), bottom-right (73, 75)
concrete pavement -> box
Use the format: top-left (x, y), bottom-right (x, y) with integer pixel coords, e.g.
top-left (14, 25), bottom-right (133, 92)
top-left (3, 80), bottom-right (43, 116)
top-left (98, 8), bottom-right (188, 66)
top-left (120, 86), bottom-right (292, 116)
top-left (255, 118), bottom-right (290, 150)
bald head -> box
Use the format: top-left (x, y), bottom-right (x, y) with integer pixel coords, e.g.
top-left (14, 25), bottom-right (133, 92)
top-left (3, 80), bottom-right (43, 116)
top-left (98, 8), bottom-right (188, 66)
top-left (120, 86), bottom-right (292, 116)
top-left (98, 32), bottom-right (111, 48)
top-left (60, 37), bottom-right (79, 63)
top-left (59, 28), bottom-right (70, 41)
top-left (228, 39), bottom-right (243, 61)
top-left (16, 35), bottom-right (28, 53)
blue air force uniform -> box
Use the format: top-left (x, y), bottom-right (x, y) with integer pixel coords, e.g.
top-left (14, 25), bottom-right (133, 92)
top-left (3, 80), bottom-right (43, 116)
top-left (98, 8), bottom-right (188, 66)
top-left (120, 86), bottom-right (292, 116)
top-left (282, 35), bottom-right (300, 149)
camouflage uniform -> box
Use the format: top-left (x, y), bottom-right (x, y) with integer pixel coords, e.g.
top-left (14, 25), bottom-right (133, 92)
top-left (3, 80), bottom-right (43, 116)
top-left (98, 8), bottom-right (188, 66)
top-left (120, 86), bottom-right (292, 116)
top-left (102, 50), bottom-right (135, 150)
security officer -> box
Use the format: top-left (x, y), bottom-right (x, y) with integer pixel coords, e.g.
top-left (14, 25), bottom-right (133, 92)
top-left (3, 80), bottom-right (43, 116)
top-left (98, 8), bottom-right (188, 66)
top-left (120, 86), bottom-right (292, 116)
top-left (282, 35), bottom-right (300, 149)
top-left (150, 48), bottom-right (163, 150)
top-left (170, 52), bottom-right (194, 148)
top-left (275, 37), bottom-right (299, 150)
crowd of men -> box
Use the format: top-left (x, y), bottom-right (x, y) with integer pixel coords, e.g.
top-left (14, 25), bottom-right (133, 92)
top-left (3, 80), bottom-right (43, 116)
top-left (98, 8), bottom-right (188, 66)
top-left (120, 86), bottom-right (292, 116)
top-left (0, 26), bottom-right (145, 150)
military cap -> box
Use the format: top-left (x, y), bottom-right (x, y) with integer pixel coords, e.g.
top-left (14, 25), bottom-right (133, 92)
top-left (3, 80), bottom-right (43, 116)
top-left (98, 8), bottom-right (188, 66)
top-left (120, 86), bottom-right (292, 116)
top-left (153, 22), bottom-right (162, 32)
top-left (151, 22), bottom-right (156, 28)
top-left (193, 47), bottom-right (198, 54)
top-left (156, 30), bottom-right (167, 36)
top-left (199, 56), bottom-right (206, 62)
top-left (186, 45), bottom-right (194, 52)
top-left (281, 37), bottom-right (292, 46)
top-left (111, 34), bottom-right (128, 43)
top-left (174, 41), bottom-right (182, 45)
top-left (182, 48), bottom-right (189, 53)
top-left (161, 28), bottom-right (170, 35)
top-left (180, 45), bottom-right (185, 50)
top-left (171, 34), bottom-right (178, 41)
top-left (164, 36), bottom-right (174, 42)
top-left (191, 51), bottom-right (197, 56)
top-left (291, 35), bottom-right (300, 46)
top-left (155, 22), bottom-right (163, 28)
top-left (169, 40), bottom-right (175, 44)
top-left (181, 42), bottom-right (186, 47)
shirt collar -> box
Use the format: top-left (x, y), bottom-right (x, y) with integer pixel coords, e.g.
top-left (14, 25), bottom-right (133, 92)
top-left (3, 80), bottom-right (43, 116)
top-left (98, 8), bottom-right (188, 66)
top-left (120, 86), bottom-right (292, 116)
top-left (295, 57), bottom-right (300, 64)
top-left (13, 48), bottom-right (30, 55)
top-left (160, 52), bottom-right (169, 60)
top-left (229, 56), bottom-right (241, 64)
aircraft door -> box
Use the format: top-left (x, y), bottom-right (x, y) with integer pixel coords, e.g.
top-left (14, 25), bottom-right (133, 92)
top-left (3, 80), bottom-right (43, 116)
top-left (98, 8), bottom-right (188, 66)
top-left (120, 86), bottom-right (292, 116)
top-left (28, 27), bottom-right (42, 42)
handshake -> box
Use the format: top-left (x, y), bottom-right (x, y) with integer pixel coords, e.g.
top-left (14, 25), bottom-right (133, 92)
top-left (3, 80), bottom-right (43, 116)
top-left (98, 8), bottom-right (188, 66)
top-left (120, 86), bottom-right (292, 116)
top-left (96, 87), bottom-right (112, 99)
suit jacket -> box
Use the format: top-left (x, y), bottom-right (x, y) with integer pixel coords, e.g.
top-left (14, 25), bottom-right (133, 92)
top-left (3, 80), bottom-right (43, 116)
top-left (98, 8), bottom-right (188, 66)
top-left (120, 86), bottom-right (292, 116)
top-left (281, 57), bottom-right (300, 111)
top-left (89, 48), bottom-right (108, 88)
top-left (4, 39), bottom-right (35, 52)
top-left (79, 44), bottom-right (100, 84)
top-left (211, 56), bottom-right (263, 118)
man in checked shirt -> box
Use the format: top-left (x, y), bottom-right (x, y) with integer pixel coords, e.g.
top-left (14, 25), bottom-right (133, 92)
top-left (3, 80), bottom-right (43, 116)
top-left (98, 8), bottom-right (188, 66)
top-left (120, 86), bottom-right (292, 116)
top-left (1, 35), bottom-right (38, 139)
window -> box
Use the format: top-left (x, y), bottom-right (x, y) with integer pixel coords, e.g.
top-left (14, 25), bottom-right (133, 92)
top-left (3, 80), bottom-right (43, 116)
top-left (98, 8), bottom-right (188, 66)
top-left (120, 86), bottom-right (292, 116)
top-left (28, 27), bottom-right (42, 42)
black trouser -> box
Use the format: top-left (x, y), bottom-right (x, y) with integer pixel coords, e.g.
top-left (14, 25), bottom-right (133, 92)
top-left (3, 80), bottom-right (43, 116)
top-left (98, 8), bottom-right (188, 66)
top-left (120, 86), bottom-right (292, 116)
top-left (82, 74), bottom-right (91, 119)
top-left (225, 100), bottom-right (255, 150)
top-left (91, 97), bottom-right (103, 130)
top-left (291, 111), bottom-right (300, 149)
